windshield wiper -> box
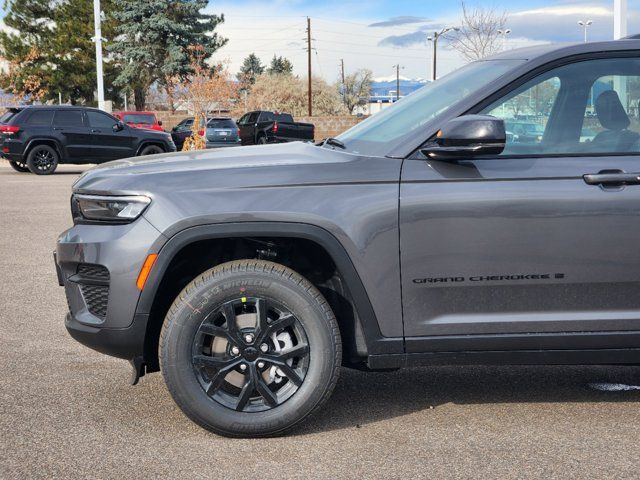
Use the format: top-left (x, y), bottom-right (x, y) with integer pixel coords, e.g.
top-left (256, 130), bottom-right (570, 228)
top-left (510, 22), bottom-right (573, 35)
top-left (321, 137), bottom-right (346, 149)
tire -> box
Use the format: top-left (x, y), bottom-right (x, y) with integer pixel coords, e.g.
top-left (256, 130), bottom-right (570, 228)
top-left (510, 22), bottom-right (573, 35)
top-left (139, 144), bottom-right (164, 156)
top-left (160, 260), bottom-right (342, 437)
top-left (26, 145), bottom-right (58, 175)
top-left (9, 160), bottom-right (29, 173)
top-left (257, 136), bottom-right (268, 145)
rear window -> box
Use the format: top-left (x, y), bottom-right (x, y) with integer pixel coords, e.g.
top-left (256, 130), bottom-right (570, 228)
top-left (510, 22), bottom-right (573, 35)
top-left (0, 110), bottom-right (19, 123)
top-left (207, 119), bottom-right (236, 129)
top-left (27, 110), bottom-right (54, 126)
top-left (275, 113), bottom-right (293, 123)
top-left (53, 110), bottom-right (84, 127)
top-left (123, 114), bottom-right (156, 124)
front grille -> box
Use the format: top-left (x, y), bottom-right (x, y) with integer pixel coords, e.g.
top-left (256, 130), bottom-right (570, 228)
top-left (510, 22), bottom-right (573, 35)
top-left (75, 263), bottom-right (110, 318)
top-left (79, 284), bottom-right (109, 318)
top-left (77, 263), bottom-right (110, 281)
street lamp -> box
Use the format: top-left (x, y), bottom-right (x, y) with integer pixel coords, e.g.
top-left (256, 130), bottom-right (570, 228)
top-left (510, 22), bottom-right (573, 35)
top-left (429, 26), bottom-right (459, 81)
top-left (578, 20), bottom-right (593, 43)
top-left (497, 28), bottom-right (511, 50)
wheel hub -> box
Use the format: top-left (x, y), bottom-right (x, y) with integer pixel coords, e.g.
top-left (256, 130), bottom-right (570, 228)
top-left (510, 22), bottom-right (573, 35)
top-left (243, 346), bottom-right (259, 361)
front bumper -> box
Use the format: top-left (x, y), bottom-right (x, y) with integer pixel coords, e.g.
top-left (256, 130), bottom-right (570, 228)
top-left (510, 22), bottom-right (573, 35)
top-left (56, 216), bottom-right (164, 359)
top-left (65, 312), bottom-right (149, 359)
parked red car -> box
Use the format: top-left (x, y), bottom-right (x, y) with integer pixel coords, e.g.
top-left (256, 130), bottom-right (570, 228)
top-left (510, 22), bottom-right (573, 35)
top-left (113, 111), bottom-right (164, 131)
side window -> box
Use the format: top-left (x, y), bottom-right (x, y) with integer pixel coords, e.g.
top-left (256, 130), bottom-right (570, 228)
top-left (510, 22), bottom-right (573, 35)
top-left (87, 111), bottom-right (117, 129)
top-left (481, 57), bottom-right (640, 156)
top-left (247, 112), bottom-right (259, 124)
top-left (27, 110), bottom-right (54, 126)
top-left (259, 112), bottom-right (274, 122)
top-left (237, 114), bottom-right (247, 125)
top-left (53, 110), bottom-right (84, 127)
top-left (483, 77), bottom-right (560, 154)
top-left (582, 75), bottom-right (640, 152)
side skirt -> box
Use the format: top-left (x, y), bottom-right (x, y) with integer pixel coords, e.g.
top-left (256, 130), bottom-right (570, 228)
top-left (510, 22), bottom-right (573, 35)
top-left (368, 348), bottom-right (640, 370)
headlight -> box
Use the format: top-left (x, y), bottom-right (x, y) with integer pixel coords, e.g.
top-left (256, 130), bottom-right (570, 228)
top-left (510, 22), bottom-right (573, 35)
top-left (72, 194), bottom-right (151, 223)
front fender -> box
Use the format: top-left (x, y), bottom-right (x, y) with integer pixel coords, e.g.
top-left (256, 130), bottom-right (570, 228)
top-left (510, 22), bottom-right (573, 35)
top-left (134, 222), bottom-right (402, 355)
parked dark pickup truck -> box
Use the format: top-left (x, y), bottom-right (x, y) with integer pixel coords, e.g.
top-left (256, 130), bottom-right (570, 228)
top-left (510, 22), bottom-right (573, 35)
top-left (237, 111), bottom-right (314, 145)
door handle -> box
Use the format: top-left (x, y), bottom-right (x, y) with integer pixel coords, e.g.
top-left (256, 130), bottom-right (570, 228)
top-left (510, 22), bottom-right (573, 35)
top-left (91, 129), bottom-right (100, 133)
top-left (583, 171), bottom-right (640, 186)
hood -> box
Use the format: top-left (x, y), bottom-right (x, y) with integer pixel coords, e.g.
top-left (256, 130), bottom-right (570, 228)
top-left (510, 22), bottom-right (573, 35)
top-left (72, 142), bottom-right (378, 195)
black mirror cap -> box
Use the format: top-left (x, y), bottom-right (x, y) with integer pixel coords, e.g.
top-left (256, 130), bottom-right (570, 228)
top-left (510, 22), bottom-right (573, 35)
top-left (422, 114), bottom-right (506, 160)
top-left (113, 121), bottom-right (125, 132)
top-left (157, 120), bottom-right (163, 126)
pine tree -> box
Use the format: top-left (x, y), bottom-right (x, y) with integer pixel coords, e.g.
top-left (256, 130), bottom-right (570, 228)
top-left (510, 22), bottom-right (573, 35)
top-left (0, 0), bottom-right (119, 104)
top-left (267, 55), bottom-right (293, 76)
top-left (109, 0), bottom-right (227, 110)
top-left (238, 53), bottom-right (265, 86)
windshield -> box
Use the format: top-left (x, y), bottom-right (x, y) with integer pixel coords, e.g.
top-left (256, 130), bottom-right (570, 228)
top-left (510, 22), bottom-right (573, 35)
top-left (123, 114), bottom-right (156, 124)
top-left (337, 59), bottom-right (524, 156)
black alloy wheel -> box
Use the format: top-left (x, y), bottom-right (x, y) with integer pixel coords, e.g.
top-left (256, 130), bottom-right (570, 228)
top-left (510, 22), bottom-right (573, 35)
top-left (26, 145), bottom-right (59, 175)
top-left (192, 297), bottom-right (310, 412)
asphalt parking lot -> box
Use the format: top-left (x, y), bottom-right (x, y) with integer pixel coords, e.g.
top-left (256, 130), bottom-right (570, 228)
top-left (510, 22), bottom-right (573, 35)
top-left (2, 161), bottom-right (640, 479)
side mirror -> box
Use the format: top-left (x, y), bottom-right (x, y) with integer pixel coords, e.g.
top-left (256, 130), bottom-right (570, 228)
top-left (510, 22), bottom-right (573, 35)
top-left (157, 120), bottom-right (163, 126)
top-left (113, 121), bottom-right (125, 132)
top-left (172, 126), bottom-right (178, 132)
top-left (421, 115), bottom-right (505, 160)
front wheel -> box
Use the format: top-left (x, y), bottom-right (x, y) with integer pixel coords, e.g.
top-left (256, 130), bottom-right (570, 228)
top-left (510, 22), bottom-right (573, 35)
top-left (9, 160), bottom-right (29, 173)
top-left (159, 260), bottom-right (342, 437)
top-left (26, 145), bottom-right (58, 175)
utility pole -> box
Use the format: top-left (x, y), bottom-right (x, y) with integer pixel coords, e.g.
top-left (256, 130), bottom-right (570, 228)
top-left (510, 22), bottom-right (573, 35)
top-left (306, 17), bottom-right (312, 116)
top-left (92, 0), bottom-right (105, 111)
top-left (394, 64), bottom-right (400, 101)
top-left (340, 59), bottom-right (346, 106)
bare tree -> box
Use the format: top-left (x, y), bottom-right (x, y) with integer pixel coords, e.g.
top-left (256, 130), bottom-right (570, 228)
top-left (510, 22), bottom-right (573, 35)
top-left (341, 69), bottom-right (373, 114)
top-left (450, 2), bottom-right (507, 61)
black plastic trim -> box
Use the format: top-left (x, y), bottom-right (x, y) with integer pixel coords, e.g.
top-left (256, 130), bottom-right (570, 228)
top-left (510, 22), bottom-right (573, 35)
top-left (65, 312), bottom-right (148, 360)
top-left (368, 348), bottom-right (640, 369)
top-left (135, 222), bottom-right (403, 355)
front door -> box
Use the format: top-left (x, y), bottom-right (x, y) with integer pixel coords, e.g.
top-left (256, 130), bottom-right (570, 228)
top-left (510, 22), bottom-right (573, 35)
top-left (86, 110), bottom-right (135, 161)
top-left (400, 54), bottom-right (640, 350)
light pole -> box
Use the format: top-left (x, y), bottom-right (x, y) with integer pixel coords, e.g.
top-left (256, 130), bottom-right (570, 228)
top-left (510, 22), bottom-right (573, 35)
top-left (429, 26), bottom-right (459, 81)
top-left (392, 64), bottom-right (404, 101)
top-left (578, 20), bottom-right (593, 43)
top-left (497, 28), bottom-right (511, 50)
top-left (92, 0), bottom-right (105, 111)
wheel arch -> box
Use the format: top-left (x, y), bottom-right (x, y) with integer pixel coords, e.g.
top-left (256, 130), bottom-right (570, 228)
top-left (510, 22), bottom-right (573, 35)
top-left (137, 222), bottom-right (401, 372)
top-left (24, 137), bottom-right (64, 160)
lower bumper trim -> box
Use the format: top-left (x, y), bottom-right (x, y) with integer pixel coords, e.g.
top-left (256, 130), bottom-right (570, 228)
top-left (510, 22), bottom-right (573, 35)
top-left (65, 312), bottom-right (148, 360)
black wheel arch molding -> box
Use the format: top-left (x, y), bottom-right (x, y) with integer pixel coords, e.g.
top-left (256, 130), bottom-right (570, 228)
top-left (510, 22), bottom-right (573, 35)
top-left (135, 140), bottom-right (170, 156)
top-left (24, 137), bottom-right (65, 160)
top-left (135, 221), bottom-right (404, 362)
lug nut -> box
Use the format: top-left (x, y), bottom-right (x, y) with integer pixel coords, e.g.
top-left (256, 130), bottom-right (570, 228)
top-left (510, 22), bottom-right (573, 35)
top-left (260, 343), bottom-right (269, 353)
top-left (244, 333), bottom-right (254, 343)
top-left (257, 362), bottom-right (265, 369)
top-left (239, 364), bottom-right (247, 371)
top-left (231, 346), bottom-right (240, 355)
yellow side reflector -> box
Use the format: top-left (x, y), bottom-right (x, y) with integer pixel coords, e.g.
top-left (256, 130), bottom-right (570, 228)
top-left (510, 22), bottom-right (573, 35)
top-left (137, 253), bottom-right (158, 291)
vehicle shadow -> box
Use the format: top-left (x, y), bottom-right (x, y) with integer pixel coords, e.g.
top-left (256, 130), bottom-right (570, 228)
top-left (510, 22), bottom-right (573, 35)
top-left (297, 364), bottom-right (640, 435)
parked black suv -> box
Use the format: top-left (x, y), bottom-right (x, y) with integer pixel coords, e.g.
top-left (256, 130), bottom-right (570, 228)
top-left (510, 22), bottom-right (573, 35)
top-left (237, 111), bottom-right (314, 145)
top-left (0, 106), bottom-right (176, 174)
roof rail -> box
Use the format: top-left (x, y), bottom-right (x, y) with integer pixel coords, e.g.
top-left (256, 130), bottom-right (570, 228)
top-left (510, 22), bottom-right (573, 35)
top-left (621, 33), bottom-right (640, 39)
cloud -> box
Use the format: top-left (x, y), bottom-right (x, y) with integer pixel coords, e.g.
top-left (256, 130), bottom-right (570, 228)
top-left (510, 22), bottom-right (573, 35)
top-left (369, 16), bottom-right (430, 28)
top-left (377, 23), bottom-right (444, 47)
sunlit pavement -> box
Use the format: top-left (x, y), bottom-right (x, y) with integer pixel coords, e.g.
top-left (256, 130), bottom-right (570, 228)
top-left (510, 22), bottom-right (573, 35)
top-left (2, 160), bottom-right (640, 479)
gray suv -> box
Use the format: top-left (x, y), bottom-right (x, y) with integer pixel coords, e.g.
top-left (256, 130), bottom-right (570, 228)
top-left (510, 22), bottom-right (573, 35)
top-left (56, 40), bottom-right (640, 437)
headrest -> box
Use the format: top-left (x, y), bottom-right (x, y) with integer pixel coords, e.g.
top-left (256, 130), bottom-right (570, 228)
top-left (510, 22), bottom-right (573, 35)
top-left (595, 90), bottom-right (630, 131)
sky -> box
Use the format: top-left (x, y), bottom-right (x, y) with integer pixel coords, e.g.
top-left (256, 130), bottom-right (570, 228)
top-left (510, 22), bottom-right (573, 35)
top-left (2, 0), bottom-right (640, 82)
top-left (207, 0), bottom-right (640, 81)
